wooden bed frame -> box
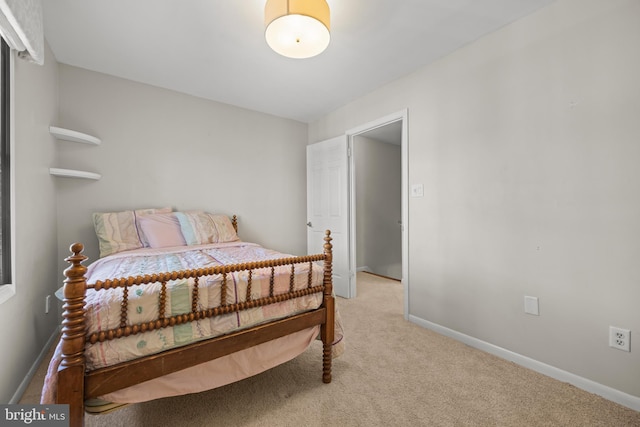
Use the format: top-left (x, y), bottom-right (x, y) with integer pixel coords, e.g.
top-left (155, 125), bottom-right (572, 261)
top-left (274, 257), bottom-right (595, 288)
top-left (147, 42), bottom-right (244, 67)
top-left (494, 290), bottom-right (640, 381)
top-left (55, 217), bottom-right (335, 427)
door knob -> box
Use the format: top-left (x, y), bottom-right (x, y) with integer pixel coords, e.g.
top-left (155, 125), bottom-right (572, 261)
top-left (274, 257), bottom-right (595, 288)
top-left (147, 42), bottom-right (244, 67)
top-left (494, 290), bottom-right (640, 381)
top-left (306, 222), bottom-right (313, 227)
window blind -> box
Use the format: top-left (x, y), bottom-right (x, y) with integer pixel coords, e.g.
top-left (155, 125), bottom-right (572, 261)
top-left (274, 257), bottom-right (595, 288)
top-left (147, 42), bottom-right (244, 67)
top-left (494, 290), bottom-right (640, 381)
top-left (0, 0), bottom-right (43, 65)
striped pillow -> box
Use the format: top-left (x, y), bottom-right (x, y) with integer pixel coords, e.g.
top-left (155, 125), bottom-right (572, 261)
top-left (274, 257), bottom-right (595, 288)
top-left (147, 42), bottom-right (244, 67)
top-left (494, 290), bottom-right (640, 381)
top-left (93, 207), bottom-right (172, 257)
top-left (175, 211), bottom-right (218, 245)
top-left (176, 211), bottom-right (239, 245)
top-left (209, 214), bottom-right (239, 243)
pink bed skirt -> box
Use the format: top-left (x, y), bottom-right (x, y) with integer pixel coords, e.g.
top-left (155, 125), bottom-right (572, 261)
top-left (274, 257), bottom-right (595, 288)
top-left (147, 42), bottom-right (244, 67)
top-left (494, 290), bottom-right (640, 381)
top-left (42, 325), bottom-right (325, 405)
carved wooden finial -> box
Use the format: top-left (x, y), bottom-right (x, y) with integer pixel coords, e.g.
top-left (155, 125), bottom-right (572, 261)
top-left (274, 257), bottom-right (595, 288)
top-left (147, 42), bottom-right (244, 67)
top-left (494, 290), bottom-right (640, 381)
top-left (63, 243), bottom-right (88, 308)
top-left (61, 243), bottom-right (88, 368)
top-left (65, 243), bottom-right (88, 279)
top-left (323, 230), bottom-right (332, 252)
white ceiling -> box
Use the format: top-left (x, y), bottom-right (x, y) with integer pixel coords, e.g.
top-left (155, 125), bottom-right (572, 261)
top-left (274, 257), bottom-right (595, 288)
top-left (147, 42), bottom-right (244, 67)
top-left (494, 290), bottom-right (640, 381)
top-left (42, 0), bottom-right (555, 123)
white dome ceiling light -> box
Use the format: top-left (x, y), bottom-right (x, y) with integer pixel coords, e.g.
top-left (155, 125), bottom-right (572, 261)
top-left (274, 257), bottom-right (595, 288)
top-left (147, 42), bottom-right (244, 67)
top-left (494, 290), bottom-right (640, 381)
top-left (265, 0), bottom-right (330, 59)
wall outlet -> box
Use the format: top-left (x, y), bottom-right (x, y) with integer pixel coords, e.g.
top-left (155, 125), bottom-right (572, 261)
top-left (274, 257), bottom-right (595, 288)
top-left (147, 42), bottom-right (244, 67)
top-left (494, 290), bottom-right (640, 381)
top-left (609, 326), bottom-right (631, 352)
top-left (45, 295), bottom-right (51, 314)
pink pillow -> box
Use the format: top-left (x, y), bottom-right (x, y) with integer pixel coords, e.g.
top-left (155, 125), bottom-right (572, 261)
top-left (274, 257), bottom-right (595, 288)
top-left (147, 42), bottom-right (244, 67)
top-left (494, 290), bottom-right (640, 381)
top-left (137, 213), bottom-right (186, 248)
top-left (134, 207), bottom-right (173, 247)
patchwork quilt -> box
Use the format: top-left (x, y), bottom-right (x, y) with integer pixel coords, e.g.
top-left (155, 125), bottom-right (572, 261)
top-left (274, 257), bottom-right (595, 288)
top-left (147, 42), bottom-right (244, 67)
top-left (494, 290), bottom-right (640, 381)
top-left (77, 241), bottom-right (342, 369)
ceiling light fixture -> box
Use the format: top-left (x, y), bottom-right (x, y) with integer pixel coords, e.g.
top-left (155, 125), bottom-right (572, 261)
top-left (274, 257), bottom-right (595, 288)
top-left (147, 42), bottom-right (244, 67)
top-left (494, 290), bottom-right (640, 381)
top-left (265, 0), bottom-right (330, 59)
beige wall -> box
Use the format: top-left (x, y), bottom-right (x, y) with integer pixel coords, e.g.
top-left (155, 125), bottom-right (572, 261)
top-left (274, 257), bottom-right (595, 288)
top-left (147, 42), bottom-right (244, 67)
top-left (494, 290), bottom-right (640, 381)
top-left (56, 65), bottom-right (309, 267)
top-left (0, 43), bottom-right (59, 402)
top-left (310, 0), bottom-right (640, 401)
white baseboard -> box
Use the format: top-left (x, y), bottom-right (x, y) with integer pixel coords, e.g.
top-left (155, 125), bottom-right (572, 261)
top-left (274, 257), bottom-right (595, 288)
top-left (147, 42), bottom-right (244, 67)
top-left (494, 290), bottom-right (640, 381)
top-left (409, 315), bottom-right (640, 412)
top-left (10, 326), bottom-right (60, 404)
top-left (356, 266), bottom-right (370, 273)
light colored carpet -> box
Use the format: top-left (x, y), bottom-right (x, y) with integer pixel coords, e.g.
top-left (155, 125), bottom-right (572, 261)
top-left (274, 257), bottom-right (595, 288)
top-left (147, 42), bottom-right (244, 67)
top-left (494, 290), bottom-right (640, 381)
top-left (21, 272), bottom-right (640, 426)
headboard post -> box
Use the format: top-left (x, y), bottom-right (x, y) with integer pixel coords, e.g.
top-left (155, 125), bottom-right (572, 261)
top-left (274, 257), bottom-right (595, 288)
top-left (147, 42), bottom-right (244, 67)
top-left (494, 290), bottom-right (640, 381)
top-left (322, 230), bottom-right (333, 297)
top-left (231, 215), bottom-right (238, 233)
top-left (58, 243), bottom-right (88, 427)
top-left (321, 230), bottom-right (334, 383)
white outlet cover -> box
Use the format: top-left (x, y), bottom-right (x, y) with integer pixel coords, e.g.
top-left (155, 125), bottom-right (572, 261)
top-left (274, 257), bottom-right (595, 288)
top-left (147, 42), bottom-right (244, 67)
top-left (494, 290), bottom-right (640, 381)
top-left (609, 326), bottom-right (631, 352)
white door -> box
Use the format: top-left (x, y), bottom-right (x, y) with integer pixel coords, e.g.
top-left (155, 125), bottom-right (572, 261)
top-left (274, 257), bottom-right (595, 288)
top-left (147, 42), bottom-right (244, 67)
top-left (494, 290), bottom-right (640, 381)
top-left (307, 136), bottom-right (351, 298)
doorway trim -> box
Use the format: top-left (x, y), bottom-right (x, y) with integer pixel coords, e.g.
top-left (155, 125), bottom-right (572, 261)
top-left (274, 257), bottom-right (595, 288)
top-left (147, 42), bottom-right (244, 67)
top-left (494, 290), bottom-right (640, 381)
top-left (346, 109), bottom-right (409, 320)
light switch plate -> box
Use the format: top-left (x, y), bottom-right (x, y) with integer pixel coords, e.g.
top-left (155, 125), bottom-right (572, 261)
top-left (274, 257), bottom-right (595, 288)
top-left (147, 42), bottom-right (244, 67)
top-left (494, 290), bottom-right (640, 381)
top-left (411, 184), bottom-right (424, 197)
top-left (524, 296), bottom-right (539, 316)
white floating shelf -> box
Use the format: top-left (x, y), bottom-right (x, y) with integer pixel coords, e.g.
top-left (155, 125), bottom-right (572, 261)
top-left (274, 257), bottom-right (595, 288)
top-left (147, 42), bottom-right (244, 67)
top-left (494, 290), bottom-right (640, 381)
top-left (49, 168), bottom-right (101, 180)
top-left (50, 126), bottom-right (101, 145)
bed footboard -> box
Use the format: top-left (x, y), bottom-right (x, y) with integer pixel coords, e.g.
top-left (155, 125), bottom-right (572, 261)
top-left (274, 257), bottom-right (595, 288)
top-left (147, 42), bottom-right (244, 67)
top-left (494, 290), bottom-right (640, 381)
top-left (57, 231), bottom-right (334, 427)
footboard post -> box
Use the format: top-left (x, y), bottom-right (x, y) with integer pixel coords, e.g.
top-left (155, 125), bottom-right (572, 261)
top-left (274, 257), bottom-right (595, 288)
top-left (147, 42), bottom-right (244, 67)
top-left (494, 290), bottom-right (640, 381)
top-left (321, 230), bottom-right (334, 383)
top-left (57, 243), bottom-right (88, 427)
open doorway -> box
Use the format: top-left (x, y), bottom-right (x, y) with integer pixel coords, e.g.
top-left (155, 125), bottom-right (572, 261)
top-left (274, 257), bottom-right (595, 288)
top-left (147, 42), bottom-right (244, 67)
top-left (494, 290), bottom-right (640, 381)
top-left (347, 110), bottom-right (408, 319)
